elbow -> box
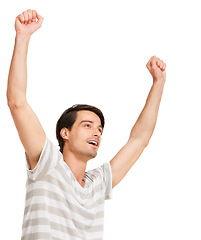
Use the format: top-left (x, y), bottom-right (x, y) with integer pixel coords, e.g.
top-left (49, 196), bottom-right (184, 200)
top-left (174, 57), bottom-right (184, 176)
top-left (6, 91), bottom-right (14, 108)
top-left (141, 133), bottom-right (152, 148)
top-left (7, 87), bottom-right (27, 109)
top-left (144, 139), bottom-right (150, 148)
top-left (138, 137), bottom-right (150, 149)
top-left (7, 99), bottom-right (16, 110)
top-left (7, 97), bottom-right (27, 110)
top-left (129, 136), bottom-right (150, 149)
top-left (138, 138), bottom-right (149, 149)
top-left (141, 135), bottom-right (151, 148)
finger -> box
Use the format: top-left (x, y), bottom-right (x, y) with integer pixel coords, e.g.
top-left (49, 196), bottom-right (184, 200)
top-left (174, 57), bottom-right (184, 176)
top-left (146, 58), bottom-right (151, 67)
top-left (156, 58), bottom-right (163, 69)
top-left (32, 10), bottom-right (37, 22)
top-left (156, 58), bottom-right (160, 67)
top-left (36, 13), bottom-right (44, 25)
top-left (157, 59), bottom-right (166, 71)
top-left (162, 63), bottom-right (166, 71)
top-left (146, 56), bottom-right (156, 69)
top-left (17, 14), bottom-right (25, 23)
top-left (150, 56), bottom-right (157, 69)
top-left (146, 60), bottom-right (150, 69)
top-left (161, 60), bottom-right (165, 70)
top-left (27, 9), bottom-right (33, 23)
top-left (23, 11), bottom-right (29, 24)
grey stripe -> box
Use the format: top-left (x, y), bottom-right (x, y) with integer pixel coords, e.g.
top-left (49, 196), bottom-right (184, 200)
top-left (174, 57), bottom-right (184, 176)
top-left (23, 215), bottom-right (103, 236)
top-left (22, 232), bottom-right (103, 240)
top-left (103, 162), bottom-right (112, 199)
top-left (21, 232), bottom-right (52, 240)
top-left (51, 218), bottom-right (103, 233)
top-left (55, 164), bottom-right (103, 199)
top-left (24, 193), bottom-right (105, 219)
top-left (23, 217), bottom-right (49, 228)
top-left (35, 141), bottom-right (59, 181)
top-left (22, 218), bottom-right (80, 238)
top-left (25, 187), bottom-right (105, 213)
top-left (23, 138), bottom-right (109, 240)
top-left (26, 140), bottom-right (62, 183)
top-left (43, 172), bottom-right (103, 204)
top-left (27, 158), bottom-right (103, 199)
top-left (26, 169), bottom-right (104, 206)
top-left (27, 178), bottom-right (32, 185)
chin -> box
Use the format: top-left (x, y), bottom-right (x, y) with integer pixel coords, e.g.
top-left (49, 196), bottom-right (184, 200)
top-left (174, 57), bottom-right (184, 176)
top-left (89, 153), bottom-right (97, 159)
top-left (87, 151), bottom-right (97, 160)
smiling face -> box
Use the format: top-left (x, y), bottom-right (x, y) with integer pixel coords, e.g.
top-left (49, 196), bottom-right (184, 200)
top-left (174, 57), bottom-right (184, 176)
top-left (66, 110), bottom-right (103, 161)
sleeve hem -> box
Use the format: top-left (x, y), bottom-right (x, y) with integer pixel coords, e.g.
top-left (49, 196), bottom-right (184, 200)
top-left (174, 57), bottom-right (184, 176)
top-left (25, 136), bottom-right (48, 174)
top-left (105, 161), bottom-right (113, 200)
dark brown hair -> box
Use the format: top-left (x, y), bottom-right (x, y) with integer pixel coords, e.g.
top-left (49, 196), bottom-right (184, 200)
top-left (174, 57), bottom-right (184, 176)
top-left (56, 104), bottom-right (105, 153)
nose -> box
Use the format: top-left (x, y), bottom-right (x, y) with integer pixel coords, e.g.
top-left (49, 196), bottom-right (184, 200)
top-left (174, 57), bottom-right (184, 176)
top-left (93, 128), bottom-right (101, 137)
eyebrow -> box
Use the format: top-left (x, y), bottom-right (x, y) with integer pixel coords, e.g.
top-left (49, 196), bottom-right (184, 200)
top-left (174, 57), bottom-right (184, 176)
top-left (80, 120), bottom-right (103, 129)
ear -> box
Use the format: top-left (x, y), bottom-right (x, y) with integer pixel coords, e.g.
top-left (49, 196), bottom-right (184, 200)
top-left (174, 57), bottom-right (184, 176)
top-left (60, 127), bottom-right (69, 140)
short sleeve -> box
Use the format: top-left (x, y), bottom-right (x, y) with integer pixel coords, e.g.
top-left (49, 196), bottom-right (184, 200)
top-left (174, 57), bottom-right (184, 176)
top-left (25, 137), bottom-right (62, 181)
top-left (86, 162), bottom-right (113, 200)
top-left (101, 162), bottom-right (113, 200)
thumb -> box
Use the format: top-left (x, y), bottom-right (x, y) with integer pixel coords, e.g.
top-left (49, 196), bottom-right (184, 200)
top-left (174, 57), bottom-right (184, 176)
top-left (146, 56), bottom-right (157, 71)
top-left (36, 13), bottom-right (44, 26)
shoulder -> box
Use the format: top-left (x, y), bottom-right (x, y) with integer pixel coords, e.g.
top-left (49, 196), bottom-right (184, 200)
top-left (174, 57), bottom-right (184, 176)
top-left (85, 162), bottom-right (111, 181)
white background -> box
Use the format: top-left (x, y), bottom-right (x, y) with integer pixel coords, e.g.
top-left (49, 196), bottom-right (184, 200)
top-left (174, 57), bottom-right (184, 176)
top-left (1, 0), bottom-right (201, 239)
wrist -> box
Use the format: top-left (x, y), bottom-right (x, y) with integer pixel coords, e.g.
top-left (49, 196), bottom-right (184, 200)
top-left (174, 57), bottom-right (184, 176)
top-left (15, 34), bottom-right (31, 51)
top-left (153, 77), bottom-right (166, 86)
top-left (15, 33), bottom-right (31, 43)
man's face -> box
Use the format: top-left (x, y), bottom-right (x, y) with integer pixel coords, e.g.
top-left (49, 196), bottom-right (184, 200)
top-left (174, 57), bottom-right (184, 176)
top-left (67, 110), bottom-right (103, 160)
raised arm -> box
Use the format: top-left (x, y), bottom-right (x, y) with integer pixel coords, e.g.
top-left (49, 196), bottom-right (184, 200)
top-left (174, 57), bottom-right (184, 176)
top-left (7, 9), bottom-right (46, 170)
top-left (110, 56), bottom-right (166, 188)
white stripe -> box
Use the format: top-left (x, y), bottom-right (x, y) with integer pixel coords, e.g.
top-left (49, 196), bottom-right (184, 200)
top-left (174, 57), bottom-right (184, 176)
top-left (24, 201), bottom-right (105, 222)
top-left (22, 138), bottom-right (112, 240)
top-left (25, 178), bottom-right (105, 208)
top-left (22, 223), bottom-right (103, 240)
top-left (23, 210), bottom-right (104, 228)
top-left (22, 225), bottom-right (51, 236)
top-left (51, 226), bottom-right (103, 240)
top-left (24, 195), bottom-right (105, 215)
top-left (26, 161), bottom-right (104, 201)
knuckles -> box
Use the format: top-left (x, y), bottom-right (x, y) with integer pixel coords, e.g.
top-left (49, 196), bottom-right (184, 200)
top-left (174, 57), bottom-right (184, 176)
top-left (21, 9), bottom-right (37, 21)
top-left (147, 56), bottom-right (166, 71)
top-left (17, 9), bottom-right (39, 25)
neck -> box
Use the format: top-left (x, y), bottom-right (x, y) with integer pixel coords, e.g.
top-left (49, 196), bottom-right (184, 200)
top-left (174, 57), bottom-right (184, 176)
top-left (62, 147), bottom-right (88, 186)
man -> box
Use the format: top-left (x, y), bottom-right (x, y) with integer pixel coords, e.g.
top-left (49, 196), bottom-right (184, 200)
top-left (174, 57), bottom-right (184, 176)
top-left (7, 9), bottom-right (166, 240)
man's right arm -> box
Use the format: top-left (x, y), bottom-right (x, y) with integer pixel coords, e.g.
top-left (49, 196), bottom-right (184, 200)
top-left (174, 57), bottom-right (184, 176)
top-left (7, 9), bottom-right (46, 170)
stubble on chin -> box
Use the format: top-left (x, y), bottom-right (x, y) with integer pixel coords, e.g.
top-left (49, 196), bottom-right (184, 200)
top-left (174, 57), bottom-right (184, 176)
top-left (86, 150), bottom-right (97, 160)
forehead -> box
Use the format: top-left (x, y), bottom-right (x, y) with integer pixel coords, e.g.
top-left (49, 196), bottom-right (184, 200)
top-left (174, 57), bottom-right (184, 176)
top-left (76, 110), bottom-right (101, 125)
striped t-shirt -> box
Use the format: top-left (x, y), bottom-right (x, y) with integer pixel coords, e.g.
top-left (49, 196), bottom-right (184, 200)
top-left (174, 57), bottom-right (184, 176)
top-left (21, 137), bottom-right (113, 240)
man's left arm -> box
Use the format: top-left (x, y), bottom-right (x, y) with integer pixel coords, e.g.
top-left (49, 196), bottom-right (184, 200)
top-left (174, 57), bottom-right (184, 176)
top-left (110, 56), bottom-right (166, 188)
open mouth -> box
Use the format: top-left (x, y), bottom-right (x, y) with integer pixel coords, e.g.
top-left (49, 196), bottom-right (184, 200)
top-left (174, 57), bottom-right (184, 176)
top-left (88, 141), bottom-right (98, 147)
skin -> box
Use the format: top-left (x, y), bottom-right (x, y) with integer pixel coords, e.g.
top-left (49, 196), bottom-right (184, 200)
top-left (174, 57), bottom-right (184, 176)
top-left (7, 10), bottom-right (166, 189)
top-left (60, 110), bottom-right (103, 187)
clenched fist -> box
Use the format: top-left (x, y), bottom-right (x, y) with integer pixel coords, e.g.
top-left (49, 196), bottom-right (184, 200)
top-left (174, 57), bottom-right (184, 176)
top-left (15, 9), bottom-right (44, 37)
top-left (146, 56), bottom-right (166, 83)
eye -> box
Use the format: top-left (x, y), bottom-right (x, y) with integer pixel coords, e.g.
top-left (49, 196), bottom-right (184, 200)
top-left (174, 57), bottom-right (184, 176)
top-left (99, 128), bottom-right (103, 134)
top-left (84, 124), bottom-right (91, 128)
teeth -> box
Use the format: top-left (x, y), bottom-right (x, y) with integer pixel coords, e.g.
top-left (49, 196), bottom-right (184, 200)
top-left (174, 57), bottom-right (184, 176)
top-left (89, 141), bottom-right (98, 146)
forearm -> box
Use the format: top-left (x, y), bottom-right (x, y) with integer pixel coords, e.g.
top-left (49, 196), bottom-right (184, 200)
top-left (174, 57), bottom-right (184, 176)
top-left (129, 80), bottom-right (165, 145)
top-left (7, 34), bottom-right (30, 106)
